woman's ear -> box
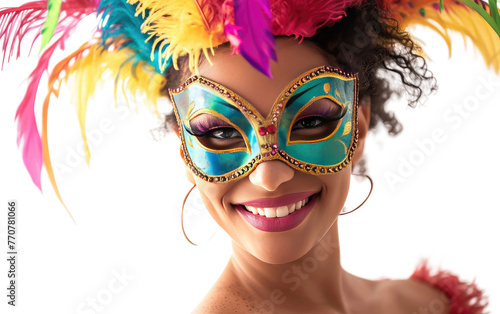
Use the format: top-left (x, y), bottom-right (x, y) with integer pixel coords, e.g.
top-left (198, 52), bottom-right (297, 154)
top-left (352, 95), bottom-right (371, 167)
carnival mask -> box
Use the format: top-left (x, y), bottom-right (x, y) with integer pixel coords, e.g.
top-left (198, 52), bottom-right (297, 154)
top-left (170, 65), bottom-right (359, 183)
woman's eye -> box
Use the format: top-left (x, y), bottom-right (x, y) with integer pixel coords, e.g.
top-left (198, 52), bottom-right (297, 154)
top-left (209, 128), bottom-right (242, 140)
top-left (292, 116), bottom-right (325, 130)
top-left (190, 126), bottom-right (246, 150)
top-left (289, 98), bottom-right (346, 142)
top-left (187, 114), bottom-right (246, 150)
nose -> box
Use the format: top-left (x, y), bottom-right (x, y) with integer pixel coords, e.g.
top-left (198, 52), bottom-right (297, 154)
top-left (248, 160), bottom-right (295, 191)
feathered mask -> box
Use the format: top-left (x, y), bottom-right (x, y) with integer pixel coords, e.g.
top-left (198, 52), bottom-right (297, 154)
top-left (1, 0), bottom-right (499, 219)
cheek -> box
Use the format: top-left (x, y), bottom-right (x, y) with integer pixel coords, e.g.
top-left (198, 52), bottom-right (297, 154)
top-left (195, 179), bottom-right (236, 231)
top-left (310, 169), bottom-right (351, 227)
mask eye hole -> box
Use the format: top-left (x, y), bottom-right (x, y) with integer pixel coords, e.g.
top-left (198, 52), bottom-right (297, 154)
top-left (187, 113), bottom-right (246, 151)
top-left (290, 98), bottom-right (346, 142)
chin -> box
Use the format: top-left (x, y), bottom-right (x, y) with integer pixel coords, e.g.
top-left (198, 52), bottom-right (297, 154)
top-left (235, 217), bottom-right (337, 265)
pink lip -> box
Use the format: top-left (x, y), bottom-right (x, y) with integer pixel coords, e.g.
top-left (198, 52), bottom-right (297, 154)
top-left (234, 191), bottom-right (317, 208)
top-left (235, 193), bottom-right (318, 232)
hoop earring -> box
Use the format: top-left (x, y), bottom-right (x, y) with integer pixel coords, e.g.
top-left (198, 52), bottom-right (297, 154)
top-left (340, 174), bottom-right (373, 215)
top-left (181, 185), bottom-right (217, 246)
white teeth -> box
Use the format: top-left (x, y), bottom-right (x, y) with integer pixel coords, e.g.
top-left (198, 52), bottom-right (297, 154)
top-left (276, 206), bottom-right (288, 218)
top-left (296, 200), bottom-right (302, 210)
top-left (265, 208), bottom-right (277, 218)
top-left (246, 205), bottom-right (257, 214)
top-left (242, 196), bottom-right (311, 218)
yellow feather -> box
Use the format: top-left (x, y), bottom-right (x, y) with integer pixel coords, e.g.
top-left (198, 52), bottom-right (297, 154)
top-left (391, 0), bottom-right (500, 73)
top-left (127, 0), bottom-right (227, 73)
top-left (39, 40), bottom-right (167, 218)
top-left (52, 42), bottom-right (166, 165)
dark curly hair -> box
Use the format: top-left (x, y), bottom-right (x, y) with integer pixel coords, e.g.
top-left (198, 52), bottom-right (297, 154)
top-left (161, 0), bottom-right (437, 146)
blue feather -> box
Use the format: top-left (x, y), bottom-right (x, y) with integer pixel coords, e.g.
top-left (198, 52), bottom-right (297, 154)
top-left (97, 0), bottom-right (170, 74)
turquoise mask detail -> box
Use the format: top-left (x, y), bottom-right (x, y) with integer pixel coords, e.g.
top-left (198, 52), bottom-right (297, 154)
top-left (169, 66), bottom-right (359, 183)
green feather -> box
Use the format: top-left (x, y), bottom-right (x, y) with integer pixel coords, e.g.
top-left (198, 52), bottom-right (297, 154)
top-left (458, 0), bottom-right (500, 37)
top-left (40, 0), bottom-right (62, 52)
top-left (488, 0), bottom-right (500, 24)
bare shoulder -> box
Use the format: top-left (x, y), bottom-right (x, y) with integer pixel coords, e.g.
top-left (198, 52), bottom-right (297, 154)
top-left (376, 278), bottom-right (451, 314)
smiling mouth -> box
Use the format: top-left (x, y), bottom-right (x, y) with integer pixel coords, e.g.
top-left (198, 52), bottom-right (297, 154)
top-left (233, 192), bottom-right (319, 232)
top-left (241, 196), bottom-right (312, 218)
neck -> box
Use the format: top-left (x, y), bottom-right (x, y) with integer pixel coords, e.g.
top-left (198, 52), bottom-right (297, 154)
top-left (227, 223), bottom-right (349, 313)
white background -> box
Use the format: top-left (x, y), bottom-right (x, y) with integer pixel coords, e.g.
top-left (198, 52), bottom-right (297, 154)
top-left (0, 2), bottom-right (499, 313)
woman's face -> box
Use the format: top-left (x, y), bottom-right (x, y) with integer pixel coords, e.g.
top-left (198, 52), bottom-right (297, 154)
top-left (185, 38), bottom-right (352, 264)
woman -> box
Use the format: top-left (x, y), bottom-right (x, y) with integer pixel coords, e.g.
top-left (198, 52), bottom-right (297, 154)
top-left (172, 39), bottom-right (441, 313)
top-left (1, 0), bottom-right (498, 312)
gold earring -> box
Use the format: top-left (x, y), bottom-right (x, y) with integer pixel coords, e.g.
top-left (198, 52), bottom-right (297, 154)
top-left (181, 185), bottom-right (217, 245)
top-left (340, 174), bottom-right (373, 215)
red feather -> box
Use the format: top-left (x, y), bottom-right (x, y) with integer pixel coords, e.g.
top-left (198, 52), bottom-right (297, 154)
top-left (410, 260), bottom-right (489, 314)
top-left (270, 0), bottom-right (364, 38)
top-left (0, 2), bottom-right (46, 68)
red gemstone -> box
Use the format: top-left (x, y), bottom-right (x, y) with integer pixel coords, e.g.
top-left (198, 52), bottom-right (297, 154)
top-left (259, 127), bottom-right (267, 136)
top-left (267, 125), bottom-right (277, 134)
top-left (271, 149), bottom-right (277, 156)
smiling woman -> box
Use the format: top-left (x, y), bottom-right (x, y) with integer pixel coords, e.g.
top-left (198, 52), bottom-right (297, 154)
top-left (1, 0), bottom-right (499, 313)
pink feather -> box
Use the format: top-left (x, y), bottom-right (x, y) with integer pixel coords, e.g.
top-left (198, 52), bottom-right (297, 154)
top-left (231, 0), bottom-right (276, 77)
top-left (1, 0), bottom-right (97, 190)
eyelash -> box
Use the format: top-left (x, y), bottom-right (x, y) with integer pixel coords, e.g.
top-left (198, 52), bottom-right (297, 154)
top-left (185, 125), bottom-right (242, 140)
top-left (291, 114), bottom-right (336, 130)
top-left (186, 104), bottom-right (345, 140)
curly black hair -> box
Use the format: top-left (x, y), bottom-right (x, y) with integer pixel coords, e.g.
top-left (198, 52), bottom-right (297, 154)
top-left (161, 0), bottom-right (437, 141)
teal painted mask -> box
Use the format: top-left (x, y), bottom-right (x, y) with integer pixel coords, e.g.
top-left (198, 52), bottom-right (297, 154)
top-left (169, 66), bottom-right (359, 183)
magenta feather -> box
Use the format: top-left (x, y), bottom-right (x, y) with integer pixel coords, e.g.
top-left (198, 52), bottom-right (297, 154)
top-left (15, 44), bottom-right (55, 190)
top-left (231, 0), bottom-right (276, 77)
top-left (1, 0), bottom-right (97, 190)
top-left (14, 19), bottom-right (79, 190)
top-left (224, 21), bottom-right (242, 52)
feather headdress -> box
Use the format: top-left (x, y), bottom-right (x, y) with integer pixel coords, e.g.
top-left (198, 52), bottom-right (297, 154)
top-left (0, 0), bottom-right (499, 219)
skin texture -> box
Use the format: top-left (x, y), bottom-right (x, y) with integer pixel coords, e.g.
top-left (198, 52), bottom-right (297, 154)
top-left (182, 38), bottom-right (448, 313)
